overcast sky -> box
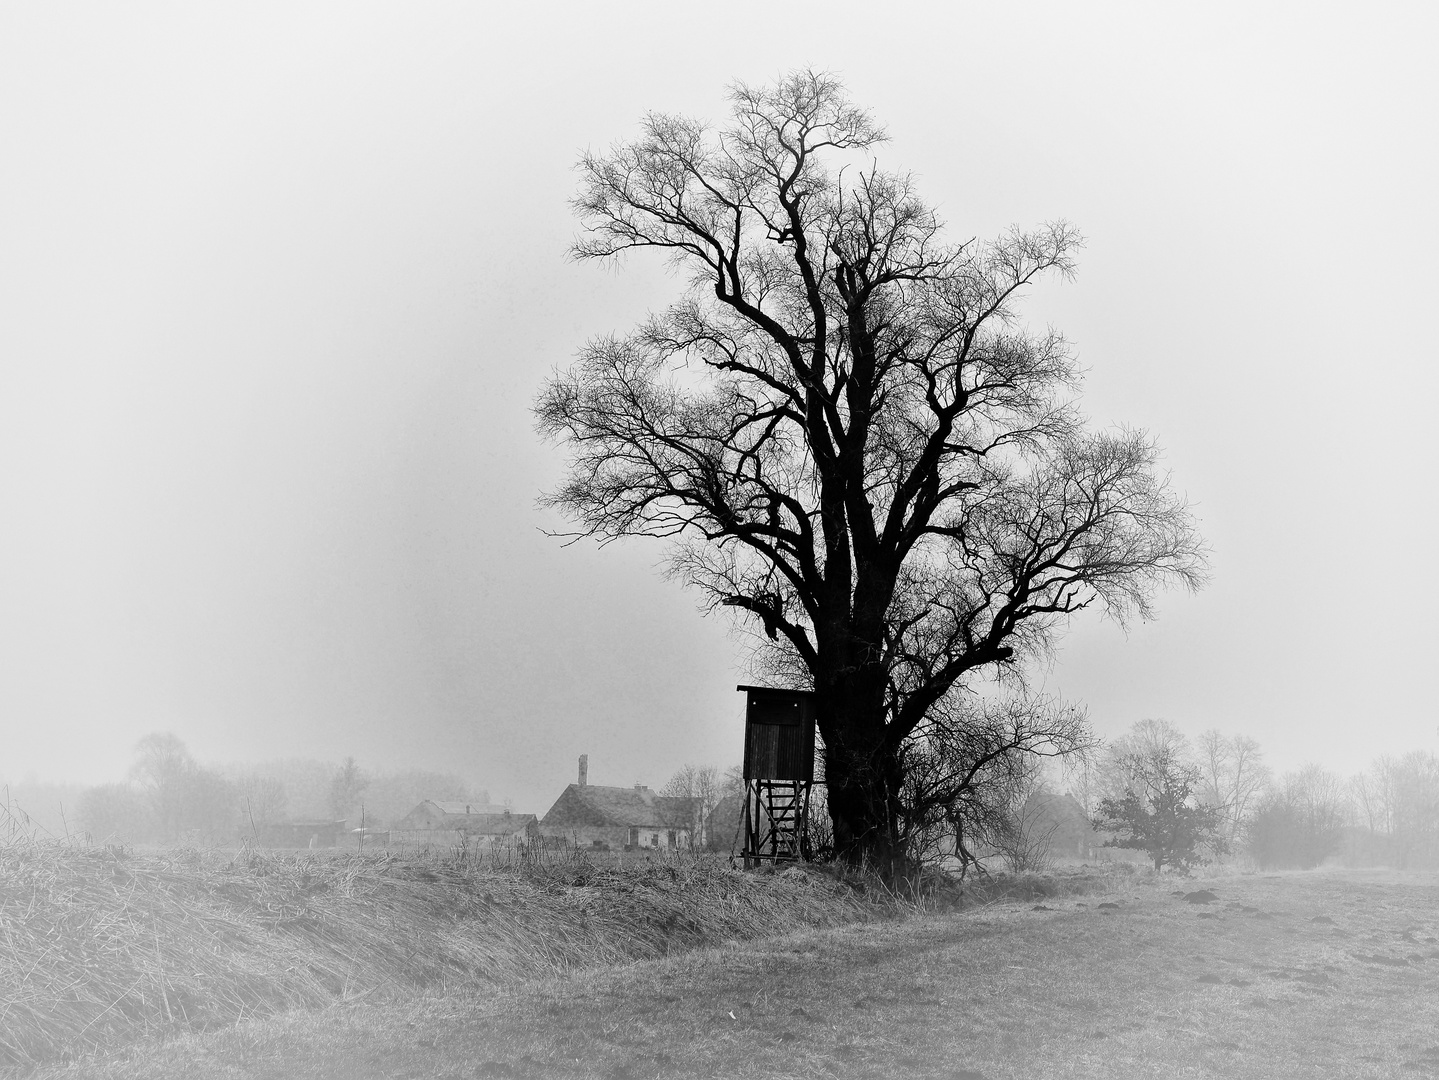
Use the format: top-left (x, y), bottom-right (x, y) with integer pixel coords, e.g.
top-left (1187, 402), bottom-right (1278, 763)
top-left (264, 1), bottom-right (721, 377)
top-left (1, 2), bottom-right (1435, 808)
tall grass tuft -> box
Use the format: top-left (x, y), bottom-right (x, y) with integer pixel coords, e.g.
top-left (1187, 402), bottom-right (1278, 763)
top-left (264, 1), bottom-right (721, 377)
top-left (0, 840), bottom-right (886, 1070)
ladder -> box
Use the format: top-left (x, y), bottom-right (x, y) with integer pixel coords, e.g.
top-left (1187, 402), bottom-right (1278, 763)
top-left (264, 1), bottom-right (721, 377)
top-left (743, 778), bottom-right (811, 865)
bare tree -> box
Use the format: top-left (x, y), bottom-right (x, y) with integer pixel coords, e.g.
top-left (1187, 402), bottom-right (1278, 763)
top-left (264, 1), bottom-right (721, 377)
top-left (1094, 719), bottom-right (1194, 808)
top-left (1249, 765), bottom-right (1351, 869)
top-left (1059, 748), bottom-right (1104, 817)
top-left (899, 695), bottom-right (1090, 871)
top-left (968, 754), bottom-right (1065, 873)
top-left (126, 733), bottom-right (237, 843)
top-left (992, 788), bottom-right (1064, 873)
top-left (130, 732), bottom-right (196, 842)
top-left (661, 763), bottom-right (720, 848)
top-left (1351, 755), bottom-right (1398, 838)
top-left (1196, 730), bottom-right (1270, 847)
top-left (537, 70), bottom-right (1205, 872)
top-left (128, 734), bottom-right (228, 842)
top-left (1383, 752), bottom-right (1439, 868)
top-left (327, 757), bottom-right (369, 823)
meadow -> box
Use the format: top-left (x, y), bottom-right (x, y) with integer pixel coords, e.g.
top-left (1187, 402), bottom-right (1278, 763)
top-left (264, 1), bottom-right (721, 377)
top-left (7, 843), bottom-right (1439, 1079)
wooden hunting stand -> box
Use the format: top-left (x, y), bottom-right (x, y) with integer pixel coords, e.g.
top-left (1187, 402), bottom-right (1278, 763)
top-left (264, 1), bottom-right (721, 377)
top-left (738, 685), bottom-right (816, 867)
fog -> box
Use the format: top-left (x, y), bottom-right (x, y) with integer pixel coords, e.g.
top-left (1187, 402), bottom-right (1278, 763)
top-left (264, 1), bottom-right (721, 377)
top-left (1, 2), bottom-right (1435, 813)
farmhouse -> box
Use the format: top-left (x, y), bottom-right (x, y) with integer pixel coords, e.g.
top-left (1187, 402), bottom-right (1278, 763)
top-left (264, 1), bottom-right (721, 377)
top-left (540, 756), bottom-right (697, 850)
top-left (389, 800), bottom-right (538, 848)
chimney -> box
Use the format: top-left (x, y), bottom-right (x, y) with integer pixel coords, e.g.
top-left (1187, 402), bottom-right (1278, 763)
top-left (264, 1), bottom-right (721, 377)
top-left (578, 754), bottom-right (588, 787)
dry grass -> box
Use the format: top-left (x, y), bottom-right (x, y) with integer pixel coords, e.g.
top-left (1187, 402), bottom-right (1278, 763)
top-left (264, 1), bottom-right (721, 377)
top-left (0, 840), bottom-right (912, 1072)
top-left (28, 867), bottom-right (1439, 1080)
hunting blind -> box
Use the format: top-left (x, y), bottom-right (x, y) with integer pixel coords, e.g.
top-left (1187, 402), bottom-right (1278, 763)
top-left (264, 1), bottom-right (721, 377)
top-left (738, 685), bottom-right (816, 866)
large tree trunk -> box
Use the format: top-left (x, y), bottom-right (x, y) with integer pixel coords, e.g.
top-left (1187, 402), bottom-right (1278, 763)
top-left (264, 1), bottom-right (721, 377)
top-left (826, 758), bottom-right (907, 877)
top-left (817, 670), bottom-right (909, 878)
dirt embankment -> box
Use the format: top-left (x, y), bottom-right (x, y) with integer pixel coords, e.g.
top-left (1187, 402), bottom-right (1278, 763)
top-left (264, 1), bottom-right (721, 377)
top-left (2, 844), bottom-right (894, 1072)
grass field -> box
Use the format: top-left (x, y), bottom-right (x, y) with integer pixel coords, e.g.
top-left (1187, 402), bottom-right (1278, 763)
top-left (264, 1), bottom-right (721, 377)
top-left (25, 867), bottom-right (1439, 1080)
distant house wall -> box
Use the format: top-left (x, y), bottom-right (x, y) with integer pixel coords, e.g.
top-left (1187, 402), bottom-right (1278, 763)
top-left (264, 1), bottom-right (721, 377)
top-left (537, 825), bottom-right (688, 850)
top-left (388, 827), bottom-right (530, 847)
top-left (388, 805), bottom-right (538, 849)
top-left (540, 824), bottom-right (631, 849)
top-left (633, 827), bottom-right (673, 849)
top-left (627, 826), bottom-right (687, 849)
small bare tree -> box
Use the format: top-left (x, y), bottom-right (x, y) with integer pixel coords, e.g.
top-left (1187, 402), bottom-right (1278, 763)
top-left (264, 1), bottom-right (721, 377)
top-left (898, 696), bottom-right (1090, 872)
top-left (978, 759), bottom-right (1063, 873)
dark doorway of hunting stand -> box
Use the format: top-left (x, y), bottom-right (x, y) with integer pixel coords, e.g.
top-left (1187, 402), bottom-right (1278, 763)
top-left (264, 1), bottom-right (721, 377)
top-left (738, 685), bottom-right (816, 867)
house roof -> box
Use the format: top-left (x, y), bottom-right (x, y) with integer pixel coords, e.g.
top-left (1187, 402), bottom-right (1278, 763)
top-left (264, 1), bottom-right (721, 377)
top-left (429, 800), bottom-right (507, 816)
top-left (1035, 791), bottom-right (1091, 821)
top-left (1020, 790), bottom-right (1096, 842)
top-left (541, 784), bottom-right (697, 830)
top-left (392, 800), bottom-right (529, 833)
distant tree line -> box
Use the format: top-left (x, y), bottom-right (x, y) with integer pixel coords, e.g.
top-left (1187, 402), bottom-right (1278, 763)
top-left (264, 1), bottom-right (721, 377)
top-left (39, 725), bottom-right (1439, 871)
top-left (70, 734), bottom-right (485, 846)
top-left (1063, 720), bottom-right (1439, 873)
top-left (670, 717), bottom-right (1439, 875)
